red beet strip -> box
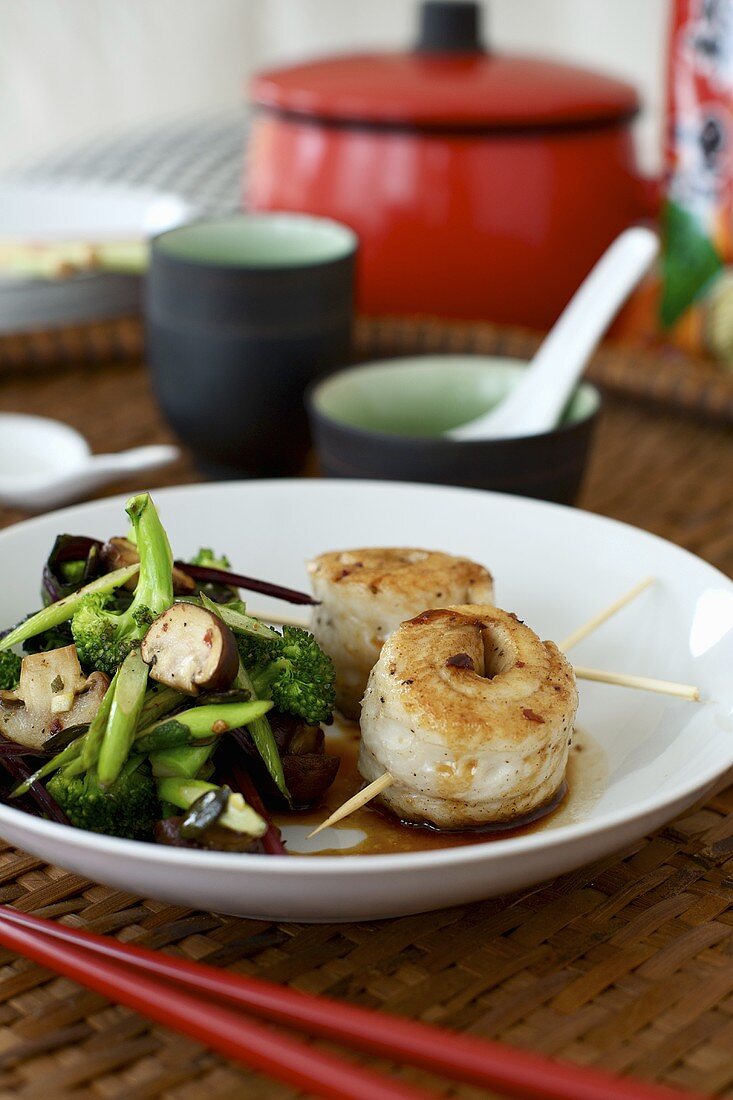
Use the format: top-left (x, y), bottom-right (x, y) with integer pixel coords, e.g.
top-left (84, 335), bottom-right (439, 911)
top-left (175, 562), bottom-right (317, 606)
top-left (0, 755), bottom-right (69, 825)
top-left (221, 740), bottom-right (287, 855)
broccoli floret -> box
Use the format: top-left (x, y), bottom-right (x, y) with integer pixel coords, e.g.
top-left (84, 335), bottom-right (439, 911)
top-left (243, 626), bottom-right (335, 725)
top-left (190, 547), bottom-right (231, 569)
top-left (47, 757), bottom-right (158, 841)
top-left (235, 628), bottom-right (280, 670)
top-left (71, 494), bottom-right (174, 676)
top-left (0, 649), bottom-right (21, 690)
top-left (189, 548), bottom-right (237, 603)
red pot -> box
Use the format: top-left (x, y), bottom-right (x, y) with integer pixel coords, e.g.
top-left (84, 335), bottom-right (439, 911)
top-left (246, 1), bottom-right (655, 329)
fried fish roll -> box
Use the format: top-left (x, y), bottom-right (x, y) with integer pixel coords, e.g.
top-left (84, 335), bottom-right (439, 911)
top-left (359, 605), bottom-right (577, 829)
top-left (307, 549), bottom-right (494, 718)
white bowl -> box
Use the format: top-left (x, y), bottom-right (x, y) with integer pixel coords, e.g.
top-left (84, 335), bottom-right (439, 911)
top-left (0, 480), bottom-right (730, 922)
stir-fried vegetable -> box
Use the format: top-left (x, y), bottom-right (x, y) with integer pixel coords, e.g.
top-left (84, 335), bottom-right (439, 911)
top-left (0, 650), bottom-right (21, 691)
top-left (71, 494), bottom-right (174, 676)
top-left (0, 491), bottom-right (340, 853)
top-left (48, 756), bottom-right (158, 840)
top-left (157, 777), bottom-right (266, 838)
top-left (241, 625), bottom-right (336, 726)
top-left (0, 563), bottom-right (139, 653)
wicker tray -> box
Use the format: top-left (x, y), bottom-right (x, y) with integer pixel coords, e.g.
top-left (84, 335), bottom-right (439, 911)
top-left (2, 314), bottom-right (733, 425)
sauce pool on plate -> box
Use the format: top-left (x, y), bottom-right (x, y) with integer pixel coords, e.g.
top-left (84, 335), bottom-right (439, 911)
top-left (278, 722), bottom-right (607, 856)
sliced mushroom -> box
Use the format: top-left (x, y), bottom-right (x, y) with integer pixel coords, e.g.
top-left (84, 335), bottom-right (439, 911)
top-left (141, 604), bottom-right (239, 697)
top-left (282, 753), bottom-right (340, 806)
top-left (100, 537), bottom-right (195, 594)
top-left (0, 645), bottom-right (110, 749)
top-left (154, 816), bottom-right (263, 852)
top-left (268, 712), bottom-right (325, 755)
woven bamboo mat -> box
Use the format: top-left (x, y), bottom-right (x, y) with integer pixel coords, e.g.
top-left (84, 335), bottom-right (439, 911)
top-left (0, 354), bottom-right (732, 1097)
top-left (2, 313), bottom-right (733, 424)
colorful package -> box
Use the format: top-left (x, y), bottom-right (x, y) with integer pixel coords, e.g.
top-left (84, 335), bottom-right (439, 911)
top-left (615, 0), bottom-right (733, 365)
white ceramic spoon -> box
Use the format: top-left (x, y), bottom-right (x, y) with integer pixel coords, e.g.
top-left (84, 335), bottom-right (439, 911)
top-left (0, 413), bottom-right (179, 511)
top-left (447, 226), bottom-right (659, 441)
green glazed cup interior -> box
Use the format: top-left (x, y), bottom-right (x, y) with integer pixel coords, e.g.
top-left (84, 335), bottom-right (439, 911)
top-left (311, 356), bottom-right (601, 440)
top-left (155, 213), bottom-right (358, 269)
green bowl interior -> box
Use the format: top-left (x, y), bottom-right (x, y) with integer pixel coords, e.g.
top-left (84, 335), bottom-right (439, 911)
top-left (312, 357), bottom-right (600, 439)
top-left (156, 214), bottom-right (357, 268)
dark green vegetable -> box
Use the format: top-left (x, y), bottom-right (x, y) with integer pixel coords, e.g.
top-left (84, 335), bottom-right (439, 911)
top-left (157, 777), bottom-right (266, 837)
top-left (139, 683), bottom-right (186, 726)
top-left (96, 648), bottom-right (149, 787)
top-left (143, 697), bottom-right (273, 778)
top-left (21, 621), bottom-right (74, 655)
top-left (0, 563), bottom-right (139, 655)
top-left (197, 595), bottom-right (288, 799)
top-left (179, 785), bottom-right (230, 839)
top-left (10, 736), bottom-right (85, 797)
top-left (243, 626), bottom-right (336, 725)
top-left (47, 756), bottom-right (158, 840)
top-left (187, 548), bottom-right (237, 602)
top-left (0, 650), bottom-right (21, 691)
top-left (190, 548), bottom-right (230, 570)
top-left (134, 723), bottom-right (215, 754)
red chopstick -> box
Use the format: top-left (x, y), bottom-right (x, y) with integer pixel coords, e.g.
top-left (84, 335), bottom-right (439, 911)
top-left (0, 907), bottom-right (708, 1100)
top-left (0, 911), bottom-right (427, 1100)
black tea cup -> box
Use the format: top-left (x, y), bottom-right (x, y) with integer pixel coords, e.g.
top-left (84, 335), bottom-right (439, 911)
top-left (146, 214), bottom-right (357, 477)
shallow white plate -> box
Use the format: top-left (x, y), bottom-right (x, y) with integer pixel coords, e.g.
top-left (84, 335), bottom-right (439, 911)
top-left (0, 480), bottom-right (731, 922)
top-left (0, 180), bottom-right (195, 332)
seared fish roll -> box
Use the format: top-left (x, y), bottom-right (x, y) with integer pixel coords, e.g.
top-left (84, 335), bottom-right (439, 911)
top-left (359, 605), bottom-right (577, 830)
top-left (307, 549), bottom-right (494, 719)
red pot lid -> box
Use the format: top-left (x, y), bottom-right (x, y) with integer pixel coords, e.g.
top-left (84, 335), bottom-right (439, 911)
top-left (251, 52), bottom-right (639, 131)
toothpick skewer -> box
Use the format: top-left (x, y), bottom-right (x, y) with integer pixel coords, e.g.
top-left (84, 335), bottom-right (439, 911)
top-left (256, 577), bottom-right (658, 644)
top-left (253, 590), bottom-right (700, 701)
top-left (249, 609), bottom-right (309, 628)
top-left (559, 577), bottom-right (655, 652)
top-left (306, 576), bottom-right (699, 837)
top-left (572, 666), bottom-right (699, 700)
top-left (307, 773), bottom-right (395, 839)
top-left (258, 580), bottom-right (655, 642)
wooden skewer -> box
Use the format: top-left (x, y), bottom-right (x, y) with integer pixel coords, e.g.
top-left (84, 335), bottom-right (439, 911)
top-left (306, 576), bottom-right (700, 836)
top-left (249, 609), bottom-right (309, 628)
top-left (307, 773), bottom-right (395, 839)
top-left (307, 664), bottom-right (701, 836)
top-left (253, 604), bottom-right (700, 701)
top-left (559, 577), bottom-right (655, 652)
top-left (257, 577), bottom-right (657, 641)
top-left (572, 666), bottom-right (699, 700)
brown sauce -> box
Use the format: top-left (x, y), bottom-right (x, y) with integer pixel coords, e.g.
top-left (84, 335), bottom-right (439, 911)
top-left (276, 722), bottom-right (607, 857)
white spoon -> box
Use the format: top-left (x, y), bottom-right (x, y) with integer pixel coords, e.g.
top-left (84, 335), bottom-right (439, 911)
top-left (0, 413), bottom-right (179, 511)
top-left (447, 227), bottom-right (659, 441)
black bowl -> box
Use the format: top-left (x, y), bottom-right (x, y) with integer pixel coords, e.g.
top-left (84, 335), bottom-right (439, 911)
top-left (307, 356), bottom-right (601, 504)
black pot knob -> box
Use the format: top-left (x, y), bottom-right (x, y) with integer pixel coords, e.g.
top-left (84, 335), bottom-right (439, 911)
top-left (415, 1), bottom-right (486, 54)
